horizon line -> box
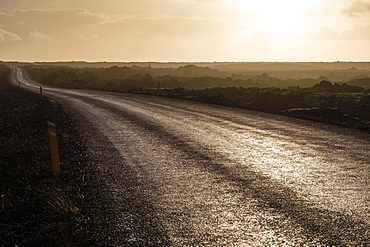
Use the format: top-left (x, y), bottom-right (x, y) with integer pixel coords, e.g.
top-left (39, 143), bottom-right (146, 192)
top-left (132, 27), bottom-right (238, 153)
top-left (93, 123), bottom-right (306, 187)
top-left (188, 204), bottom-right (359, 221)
top-left (3, 60), bottom-right (370, 64)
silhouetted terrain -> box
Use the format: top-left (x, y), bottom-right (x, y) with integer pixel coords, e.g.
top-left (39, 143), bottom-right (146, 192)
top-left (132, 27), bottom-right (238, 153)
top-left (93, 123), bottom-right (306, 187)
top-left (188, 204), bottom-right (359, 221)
top-left (17, 61), bottom-right (370, 88)
top-left (7, 61), bottom-right (370, 130)
top-left (152, 85), bottom-right (370, 129)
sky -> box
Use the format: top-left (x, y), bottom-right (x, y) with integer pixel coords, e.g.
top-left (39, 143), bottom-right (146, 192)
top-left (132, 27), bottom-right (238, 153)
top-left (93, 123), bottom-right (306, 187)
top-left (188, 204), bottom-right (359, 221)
top-left (1, 0), bottom-right (370, 62)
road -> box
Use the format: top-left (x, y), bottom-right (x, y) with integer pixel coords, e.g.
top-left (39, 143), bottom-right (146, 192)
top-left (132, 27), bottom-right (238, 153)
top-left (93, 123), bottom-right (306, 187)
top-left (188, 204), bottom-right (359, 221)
top-left (9, 66), bottom-right (370, 246)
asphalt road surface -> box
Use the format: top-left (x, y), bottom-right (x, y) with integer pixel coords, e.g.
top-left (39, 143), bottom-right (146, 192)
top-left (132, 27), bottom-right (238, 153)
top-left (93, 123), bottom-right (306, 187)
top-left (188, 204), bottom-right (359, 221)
top-left (9, 67), bottom-right (370, 246)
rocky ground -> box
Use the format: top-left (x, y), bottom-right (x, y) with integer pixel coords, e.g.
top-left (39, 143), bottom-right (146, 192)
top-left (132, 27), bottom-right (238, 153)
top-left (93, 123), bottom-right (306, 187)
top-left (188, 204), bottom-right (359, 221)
top-left (136, 88), bottom-right (370, 132)
top-left (0, 74), bottom-right (107, 246)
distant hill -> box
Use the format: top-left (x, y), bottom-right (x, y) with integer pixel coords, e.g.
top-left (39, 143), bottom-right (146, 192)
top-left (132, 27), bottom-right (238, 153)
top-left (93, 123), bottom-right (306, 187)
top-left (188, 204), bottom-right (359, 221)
top-left (347, 77), bottom-right (370, 89)
top-left (98, 66), bottom-right (136, 80)
top-left (209, 62), bottom-right (370, 72)
top-left (309, 80), bottom-right (365, 93)
top-left (174, 65), bottom-right (229, 78)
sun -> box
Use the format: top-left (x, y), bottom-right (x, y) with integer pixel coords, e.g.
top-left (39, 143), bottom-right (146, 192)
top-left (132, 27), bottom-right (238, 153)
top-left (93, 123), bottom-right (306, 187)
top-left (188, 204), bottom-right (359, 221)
top-left (228, 0), bottom-right (318, 40)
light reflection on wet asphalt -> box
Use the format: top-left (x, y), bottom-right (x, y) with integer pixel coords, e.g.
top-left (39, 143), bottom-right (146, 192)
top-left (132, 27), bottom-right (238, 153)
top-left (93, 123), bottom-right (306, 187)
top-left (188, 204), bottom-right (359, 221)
top-left (10, 68), bottom-right (370, 246)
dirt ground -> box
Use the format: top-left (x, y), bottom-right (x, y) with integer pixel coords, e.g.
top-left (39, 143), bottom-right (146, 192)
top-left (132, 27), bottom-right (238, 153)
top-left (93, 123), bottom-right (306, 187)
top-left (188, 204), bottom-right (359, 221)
top-left (0, 74), bottom-right (100, 246)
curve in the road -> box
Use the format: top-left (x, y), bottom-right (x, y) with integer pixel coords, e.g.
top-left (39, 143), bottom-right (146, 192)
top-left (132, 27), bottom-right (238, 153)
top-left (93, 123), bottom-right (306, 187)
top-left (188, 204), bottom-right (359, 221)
top-left (9, 66), bottom-right (370, 246)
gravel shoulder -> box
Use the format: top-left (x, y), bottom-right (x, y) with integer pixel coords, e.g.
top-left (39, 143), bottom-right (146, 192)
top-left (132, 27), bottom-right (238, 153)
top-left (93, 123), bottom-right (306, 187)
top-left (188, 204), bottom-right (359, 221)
top-left (0, 71), bottom-right (106, 246)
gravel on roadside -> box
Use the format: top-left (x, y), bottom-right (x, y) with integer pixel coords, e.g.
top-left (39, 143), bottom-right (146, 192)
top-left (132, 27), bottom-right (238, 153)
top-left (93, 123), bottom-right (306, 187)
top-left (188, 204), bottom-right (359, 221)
top-left (0, 68), bottom-right (107, 246)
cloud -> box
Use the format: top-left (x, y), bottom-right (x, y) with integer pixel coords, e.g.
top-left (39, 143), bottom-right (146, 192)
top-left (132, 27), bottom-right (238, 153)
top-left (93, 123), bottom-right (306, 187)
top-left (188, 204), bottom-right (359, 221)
top-left (27, 29), bottom-right (51, 39)
top-left (342, 0), bottom-right (370, 17)
top-left (0, 9), bottom-right (108, 38)
top-left (341, 25), bottom-right (370, 40)
top-left (0, 28), bottom-right (21, 41)
top-left (0, 8), bottom-right (234, 42)
top-left (304, 26), bottom-right (341, 40)
top-left (304, 25), bottom-right (370, 40)
top-left (0, 9), bottom-right (14, 16)
top-left (0, 7), bottom-right (237, 61)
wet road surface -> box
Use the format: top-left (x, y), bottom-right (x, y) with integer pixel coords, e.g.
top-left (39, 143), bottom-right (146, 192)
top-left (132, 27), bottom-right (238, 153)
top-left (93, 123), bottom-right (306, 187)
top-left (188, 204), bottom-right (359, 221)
top-left (9, 67), bottom-right (370, 246)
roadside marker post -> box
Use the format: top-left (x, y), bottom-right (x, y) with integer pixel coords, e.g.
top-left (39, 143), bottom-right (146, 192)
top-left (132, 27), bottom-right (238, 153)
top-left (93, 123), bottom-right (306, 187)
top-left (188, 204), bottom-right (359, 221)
top-left (40, 87), bottom-right (43, 100)
top-left (47, 121), bottom-right (61, 175)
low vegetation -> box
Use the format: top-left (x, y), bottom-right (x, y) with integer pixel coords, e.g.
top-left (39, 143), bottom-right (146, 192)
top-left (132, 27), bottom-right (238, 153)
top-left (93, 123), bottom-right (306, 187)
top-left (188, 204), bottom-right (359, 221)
top-left (148, 83), bottom-right (370, 129)
top-left (21, 63), bottom-right (370, 130)
top-left (19, 63), bottom-right (370, 90)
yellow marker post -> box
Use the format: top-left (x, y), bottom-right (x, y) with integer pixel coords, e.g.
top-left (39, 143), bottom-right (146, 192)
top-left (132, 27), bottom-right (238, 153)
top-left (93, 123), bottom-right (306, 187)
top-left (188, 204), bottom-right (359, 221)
top-left (40, 87), bottom-right (43, 100)
top-left (47, 121), bottom-right (61, 175)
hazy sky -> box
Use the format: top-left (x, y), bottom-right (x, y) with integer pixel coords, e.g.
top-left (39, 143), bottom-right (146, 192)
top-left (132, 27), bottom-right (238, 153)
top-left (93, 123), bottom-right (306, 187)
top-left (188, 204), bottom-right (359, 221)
top-left (1, 0), bottom-right (370, 62)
